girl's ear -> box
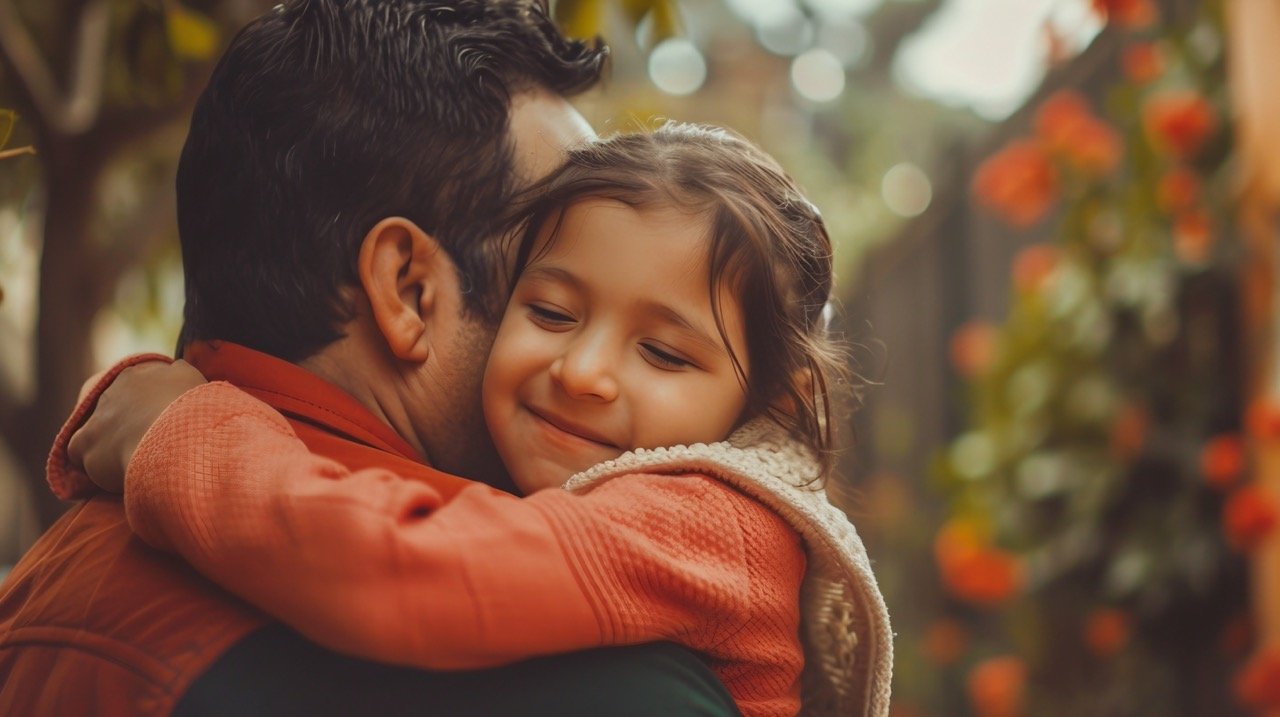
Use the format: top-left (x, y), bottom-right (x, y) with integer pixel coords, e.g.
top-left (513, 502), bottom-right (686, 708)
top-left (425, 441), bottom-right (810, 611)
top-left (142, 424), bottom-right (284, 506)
top-left (357, 217), bottom-right (445, 362)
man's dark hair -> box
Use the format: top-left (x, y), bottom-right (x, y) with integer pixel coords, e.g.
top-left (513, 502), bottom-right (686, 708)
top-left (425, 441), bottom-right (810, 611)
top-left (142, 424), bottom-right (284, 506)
top-left (176, 0), bottom-right (607, 361)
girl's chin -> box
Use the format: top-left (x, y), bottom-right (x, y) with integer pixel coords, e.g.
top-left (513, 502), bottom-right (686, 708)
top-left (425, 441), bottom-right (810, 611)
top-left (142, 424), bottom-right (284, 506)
top-left (504, 444), bottom-right (614, 494)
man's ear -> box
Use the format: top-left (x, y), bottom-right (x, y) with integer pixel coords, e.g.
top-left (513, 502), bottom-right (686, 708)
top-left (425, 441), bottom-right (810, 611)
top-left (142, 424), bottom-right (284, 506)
top-left (358, 217), bottom-right (447, 362)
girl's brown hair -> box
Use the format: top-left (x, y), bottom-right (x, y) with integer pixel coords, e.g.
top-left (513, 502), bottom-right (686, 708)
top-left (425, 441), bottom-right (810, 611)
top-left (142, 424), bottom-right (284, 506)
top-left (507, 122), bottom-right (847, 477)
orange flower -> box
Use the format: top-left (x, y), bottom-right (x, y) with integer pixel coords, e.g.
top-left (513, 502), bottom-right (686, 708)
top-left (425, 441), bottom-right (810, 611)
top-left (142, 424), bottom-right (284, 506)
top-left (1093, 0), bottom-right (1157, 28)
top-left (1235, 644), bottom-right (1280, 710)
top-left (1034, 91), bottom-right (1122, 177)
top-left (1011, 244), bottom-right (1061, 294)
top-left (950, 321), bottom-right (999, 378)
top-left (935, 519), bottom-right (1024, 606)
top-left (968, 656), bottom-right (1027, 717)
top-left (1156, 168), bottom-right (1201, 213)
top-left (922, 618), bottom-right (969, 666)
top-left (1084, 607), bottom-right (1131, 657)
top-left (1064, 121), bottom-right (1122, 177)
top-left (935, 517), bottom-right (984, 570)
top-left (1201, 434), bottom-right (1245, 490)
top-left (1122, 42), bottom-right (1164, 84)
top-left (973, 140), bottom-right (1059, 227)
top-left (1172, 210), bottom-right (1214, 264)
top-left (1109, 403), bottom-right (1149, 460)
top-left (951, 550), bottom-right (1023, 604)
top-left (1035, 91), bottom-right (1092, 149)
top-left (1144, 91), bottom-right (1218, 158)
top-left (1247, 400), bottom-right (1280, 441)
top-left (1224, 484), bottom-right (1279, 552)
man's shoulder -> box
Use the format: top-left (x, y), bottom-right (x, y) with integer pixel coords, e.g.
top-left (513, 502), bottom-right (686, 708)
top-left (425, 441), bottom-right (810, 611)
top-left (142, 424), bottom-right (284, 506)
top-left (1, 496), bottom-right (264, 645)
top-left (0, 496), bottom-right (263, 713)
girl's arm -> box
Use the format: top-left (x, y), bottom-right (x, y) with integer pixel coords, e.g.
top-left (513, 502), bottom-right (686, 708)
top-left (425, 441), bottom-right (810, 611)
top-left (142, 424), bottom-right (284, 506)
top-left (122, 381), bottom-right (800, 672)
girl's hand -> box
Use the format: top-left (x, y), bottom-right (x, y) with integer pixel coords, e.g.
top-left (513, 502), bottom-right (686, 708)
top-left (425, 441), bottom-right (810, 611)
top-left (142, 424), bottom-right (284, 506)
top-left (67, 360), bottom-right (207, 493)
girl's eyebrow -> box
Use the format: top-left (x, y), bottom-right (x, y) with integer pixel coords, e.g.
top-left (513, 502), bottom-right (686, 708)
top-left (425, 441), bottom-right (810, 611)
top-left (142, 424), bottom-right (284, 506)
top-left (520, 264), bottom-right (583, 290)
top-left (637, 300), bottom-right (727, 357)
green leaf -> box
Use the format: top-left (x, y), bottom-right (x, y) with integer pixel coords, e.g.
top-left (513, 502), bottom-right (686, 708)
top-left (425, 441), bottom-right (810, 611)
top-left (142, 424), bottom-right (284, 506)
top-left (555, 0), bottom-right (681, 47)
top-left (165, 3), bottom-right (220, 61)
top-left (0, 110), bottom-right (15, 151)
top-left (648, 0), bottom-right (681, 42)
top-left (624, 0), bottom-right (681, 49)
top-left (620, 0), bottom-right (653, 25)
top-left (554, 0), bottom-right (604, 40)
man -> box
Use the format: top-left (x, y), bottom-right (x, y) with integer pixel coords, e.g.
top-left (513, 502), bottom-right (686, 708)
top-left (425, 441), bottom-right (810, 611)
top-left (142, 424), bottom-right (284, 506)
top-left (0, 1), bottom-right (738, 714)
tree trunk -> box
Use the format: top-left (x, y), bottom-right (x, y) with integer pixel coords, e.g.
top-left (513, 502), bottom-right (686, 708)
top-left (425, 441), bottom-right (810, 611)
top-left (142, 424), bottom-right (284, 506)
top-left (9, 137), bottom-right (105, 529)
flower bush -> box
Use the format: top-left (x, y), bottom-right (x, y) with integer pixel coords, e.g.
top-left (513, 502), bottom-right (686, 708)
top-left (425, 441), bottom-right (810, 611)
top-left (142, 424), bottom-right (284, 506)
top-left (930, 1), bottom-right (1266, 713)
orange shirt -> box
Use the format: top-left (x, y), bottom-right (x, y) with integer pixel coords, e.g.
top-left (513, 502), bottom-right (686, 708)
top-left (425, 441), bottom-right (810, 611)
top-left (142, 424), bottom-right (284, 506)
top-left (117, 380), bottom-right (807, 715)
top-left (0, 342), bottom-right (483, 715)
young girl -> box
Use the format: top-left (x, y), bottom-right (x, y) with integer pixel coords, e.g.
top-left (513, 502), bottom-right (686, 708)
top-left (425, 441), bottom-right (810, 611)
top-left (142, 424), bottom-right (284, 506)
top-left (54, 123), bottom-right (891, 716)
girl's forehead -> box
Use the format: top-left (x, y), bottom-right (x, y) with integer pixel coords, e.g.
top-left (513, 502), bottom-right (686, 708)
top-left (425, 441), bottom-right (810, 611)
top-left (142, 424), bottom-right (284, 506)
top-left (525, 199), bottom-right (719, 291)
top-left (536, 196), bottom-right (712, 254)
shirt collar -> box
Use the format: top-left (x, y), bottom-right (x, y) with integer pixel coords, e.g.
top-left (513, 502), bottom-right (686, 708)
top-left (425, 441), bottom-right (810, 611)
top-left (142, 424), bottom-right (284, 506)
top-left (184, 340), bottom-right (424, 464)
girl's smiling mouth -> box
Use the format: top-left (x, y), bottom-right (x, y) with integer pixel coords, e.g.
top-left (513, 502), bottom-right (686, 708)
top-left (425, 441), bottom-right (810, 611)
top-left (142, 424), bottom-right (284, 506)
top-left (526, 407), bottom-right (620, 450)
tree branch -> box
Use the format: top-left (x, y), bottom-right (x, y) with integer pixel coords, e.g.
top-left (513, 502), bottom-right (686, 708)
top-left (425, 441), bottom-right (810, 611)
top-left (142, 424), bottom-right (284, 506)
top-left (0, 0), bottom-right (112, 137)
top-left (0, 146), bottom-right (36, 159)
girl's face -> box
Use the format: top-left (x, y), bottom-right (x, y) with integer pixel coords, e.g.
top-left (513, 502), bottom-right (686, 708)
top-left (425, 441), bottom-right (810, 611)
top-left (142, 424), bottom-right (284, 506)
top-left (483, 198), bottom-right (750, 494)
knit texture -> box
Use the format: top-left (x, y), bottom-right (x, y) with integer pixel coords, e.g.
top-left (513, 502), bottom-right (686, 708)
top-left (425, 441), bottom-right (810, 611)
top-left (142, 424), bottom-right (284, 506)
top-left (566, 419), bottom-right (894, 717)
top-left (530, 470), bottom-right (805, 717)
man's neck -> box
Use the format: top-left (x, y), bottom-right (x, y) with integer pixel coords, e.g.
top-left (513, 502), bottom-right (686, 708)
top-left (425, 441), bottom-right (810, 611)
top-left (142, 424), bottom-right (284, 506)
top-left (298, 336), bottom-right (431, 463)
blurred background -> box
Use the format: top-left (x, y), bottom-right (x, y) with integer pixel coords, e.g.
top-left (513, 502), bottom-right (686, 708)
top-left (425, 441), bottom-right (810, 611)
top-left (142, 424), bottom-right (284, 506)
top-left (3, 0), bottom-right (1278, 714)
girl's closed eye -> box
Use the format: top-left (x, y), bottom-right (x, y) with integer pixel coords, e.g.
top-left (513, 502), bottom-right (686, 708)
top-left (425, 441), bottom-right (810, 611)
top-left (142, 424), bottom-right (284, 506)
top-left (527, 303), bottom-right (576, 328)
top-left (639, 342), bottom-right (696, 371)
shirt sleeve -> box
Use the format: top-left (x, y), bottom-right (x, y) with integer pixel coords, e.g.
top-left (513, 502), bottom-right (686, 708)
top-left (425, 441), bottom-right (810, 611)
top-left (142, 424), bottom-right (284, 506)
top-left (46, 353), bottom-right (174, 501)
top-left (124, 381), bottom-right (791, 673)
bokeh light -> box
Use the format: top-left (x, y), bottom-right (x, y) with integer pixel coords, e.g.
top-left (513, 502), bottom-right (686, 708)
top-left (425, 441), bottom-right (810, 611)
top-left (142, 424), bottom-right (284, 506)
top-left (881, 162), bottom-right (933, 217)
top-left (806, 0), bottom-right (883, 18)
top-left (818, 17), bottom-right (869, 67)
top-left (894, 0), bottom-right (1101, 119)
top-left (721, 0), bottom-right (796, 27)
top-left (755, 6), bottom-right (814, 56)
top-left (648, 38), bottom-right (707, 96)
top-left (790, 48), bottom-right (845, 102)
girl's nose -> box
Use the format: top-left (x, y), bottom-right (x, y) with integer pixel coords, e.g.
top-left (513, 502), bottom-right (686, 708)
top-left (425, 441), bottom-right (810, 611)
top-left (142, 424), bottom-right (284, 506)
top-left (549, 337), bottom-right (619, 402)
